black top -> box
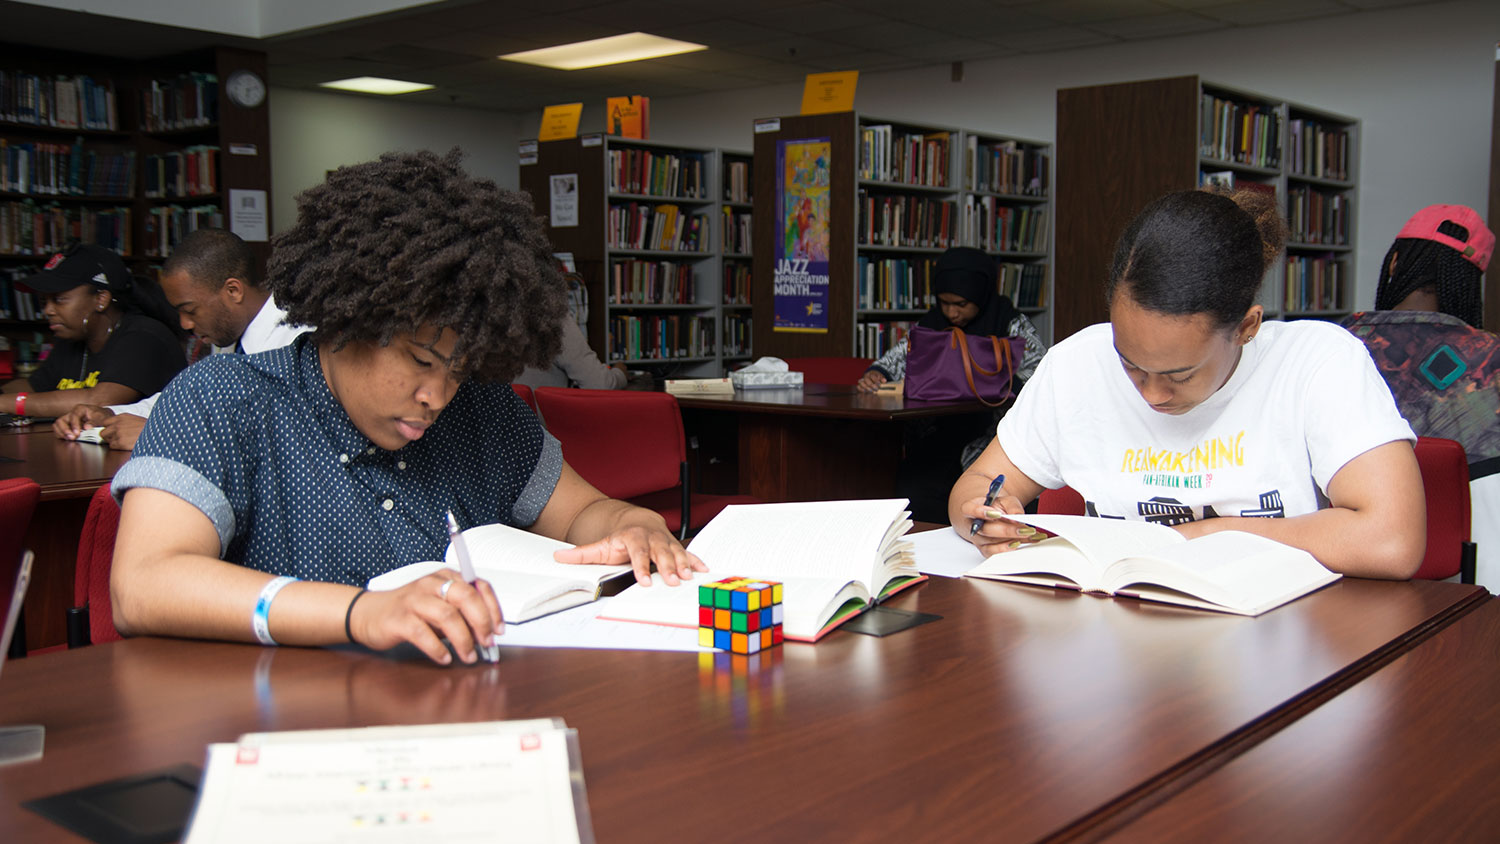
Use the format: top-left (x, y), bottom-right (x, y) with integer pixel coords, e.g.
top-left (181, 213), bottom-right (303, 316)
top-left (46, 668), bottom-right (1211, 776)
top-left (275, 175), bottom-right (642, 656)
top-left (31, 312), bottom-right (185, 396)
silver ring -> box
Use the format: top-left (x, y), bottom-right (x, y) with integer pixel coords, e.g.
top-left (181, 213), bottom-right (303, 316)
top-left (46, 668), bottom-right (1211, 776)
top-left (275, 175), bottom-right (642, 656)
top-left (439, 580), bottom-right (454, 600)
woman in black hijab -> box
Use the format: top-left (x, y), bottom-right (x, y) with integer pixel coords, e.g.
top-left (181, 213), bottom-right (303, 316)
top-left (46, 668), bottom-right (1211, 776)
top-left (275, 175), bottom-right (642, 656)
top-left (858, 246), bottom-right (1042, 391)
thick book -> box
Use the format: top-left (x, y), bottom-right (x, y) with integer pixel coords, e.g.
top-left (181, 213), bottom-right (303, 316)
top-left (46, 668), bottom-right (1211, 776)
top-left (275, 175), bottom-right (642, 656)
top-left (367, 523), bottom-right (631, 623)
top-left (186, 719), bottom-right (593, 844)
top-left (664, 377), bottom-right (733, 395)
top-left (964, 514), bottom-right (1340, 616)
top-left (600, 499), bottom-right (922, 641)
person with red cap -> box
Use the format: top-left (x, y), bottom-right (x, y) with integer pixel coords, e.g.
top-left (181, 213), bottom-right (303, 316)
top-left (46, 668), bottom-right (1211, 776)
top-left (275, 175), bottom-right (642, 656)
top-left (1343, 204), bottom-right (1499, 590)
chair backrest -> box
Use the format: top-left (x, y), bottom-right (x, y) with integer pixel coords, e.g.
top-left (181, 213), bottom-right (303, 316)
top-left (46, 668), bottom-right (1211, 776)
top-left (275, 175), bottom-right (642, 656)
top-left (533, 387), bottom-right (685, 500)
top-left (511, 383), bottom-right (538, 412)
top-left (0, 478), bottom-right (41, 584)
top-left (784, 357), bottom-right (875, 385)
top-left (1412, 436), bottom-right (1472, 581)
top-left (72, 483), bottom-right (123, 645)
top-left (1038, 485), bottom-right (1086, 516)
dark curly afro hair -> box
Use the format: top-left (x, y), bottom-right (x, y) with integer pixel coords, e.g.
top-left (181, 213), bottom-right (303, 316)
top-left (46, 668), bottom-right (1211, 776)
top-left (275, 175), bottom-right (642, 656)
top-left (266, 148), bottom-right (566, 382)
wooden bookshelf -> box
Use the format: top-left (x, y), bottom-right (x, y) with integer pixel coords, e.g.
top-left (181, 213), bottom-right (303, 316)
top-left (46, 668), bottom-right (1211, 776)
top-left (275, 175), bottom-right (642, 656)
top-left (0, 44), bottom-right (271, 360)
top-left (1055, 75), bottom-right (1358, 340)
top-left (720, 149), bottom-right (753, 366)
top-left (519, 134), bottom-right (727, 376)
top-left (751, 112), bottom-right (1053, 359)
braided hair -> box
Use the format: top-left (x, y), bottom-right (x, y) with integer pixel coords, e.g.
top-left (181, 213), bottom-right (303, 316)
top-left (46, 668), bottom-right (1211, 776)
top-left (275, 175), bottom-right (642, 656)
top-left (1375, 235), bottom-right (1484, 329)
top-left (267, 148), bottom-right (567, 382)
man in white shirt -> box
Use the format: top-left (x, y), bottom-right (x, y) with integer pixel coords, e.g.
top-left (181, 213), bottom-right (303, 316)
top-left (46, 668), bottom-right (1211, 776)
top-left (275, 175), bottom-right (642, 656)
top-left (53, 229), bottom-right (309, 449)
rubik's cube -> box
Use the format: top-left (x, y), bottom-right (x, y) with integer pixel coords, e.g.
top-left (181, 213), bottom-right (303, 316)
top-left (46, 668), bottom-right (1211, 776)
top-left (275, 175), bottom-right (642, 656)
top-left (698, 577), bottom-right (783, 654)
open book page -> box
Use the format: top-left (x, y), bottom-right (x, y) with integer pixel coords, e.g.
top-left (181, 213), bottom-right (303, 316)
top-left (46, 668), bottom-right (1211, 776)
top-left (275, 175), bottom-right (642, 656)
top-left (1104, 530), bottom-right (1339, 616)
top-left (495, 599), bottom-right (707, 652)
top-left (600, 572), bottom-right (870, 642)
top-left (186, 721), bottom-right (593, 844)
top-left (909, 526), bottom-right (986, 577)
top-left (1007, 514), bottom-right (1185, 566)
top-left (444, 523), bottom-right (630, 585)
top-left (685, 499), bottom-right (916, 592)
top-left (966, 536), bottom-right (1112, 591)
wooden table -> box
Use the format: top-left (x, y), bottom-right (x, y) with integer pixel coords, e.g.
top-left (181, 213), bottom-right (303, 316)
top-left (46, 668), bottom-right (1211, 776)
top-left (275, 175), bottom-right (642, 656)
top-left (1, 430), bottom-right (129, 650)
top-left (674, 383), bottom-right (994, 502)
top-left (0, 575), bottom-right (1485, 842)
top-left (1102, 595), bottom-right (1500, 844)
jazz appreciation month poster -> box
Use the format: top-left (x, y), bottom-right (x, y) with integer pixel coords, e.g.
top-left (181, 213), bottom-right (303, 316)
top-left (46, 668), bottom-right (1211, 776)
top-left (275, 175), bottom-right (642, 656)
top-left (774, 138), bottom-right (831, 333)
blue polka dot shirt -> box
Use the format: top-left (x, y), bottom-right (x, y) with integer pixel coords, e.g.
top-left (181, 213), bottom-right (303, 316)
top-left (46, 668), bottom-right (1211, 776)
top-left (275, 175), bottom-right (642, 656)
top-left (113, 335), bottom-right (563, 585)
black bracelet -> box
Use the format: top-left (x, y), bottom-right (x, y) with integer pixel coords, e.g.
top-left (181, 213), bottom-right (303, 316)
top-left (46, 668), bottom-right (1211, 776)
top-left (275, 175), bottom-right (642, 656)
top-left (344, 588), bottom-right (369, 644)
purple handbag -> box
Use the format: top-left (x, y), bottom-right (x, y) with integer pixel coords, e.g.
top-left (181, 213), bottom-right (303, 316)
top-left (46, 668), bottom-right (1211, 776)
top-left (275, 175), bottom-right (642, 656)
top-left (903, 325), bottom-right (1023, 407)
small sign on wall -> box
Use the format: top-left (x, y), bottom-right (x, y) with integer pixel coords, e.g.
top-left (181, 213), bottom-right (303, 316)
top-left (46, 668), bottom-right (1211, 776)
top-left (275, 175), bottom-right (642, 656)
top-left (228, 189), bottom-right (268, 242)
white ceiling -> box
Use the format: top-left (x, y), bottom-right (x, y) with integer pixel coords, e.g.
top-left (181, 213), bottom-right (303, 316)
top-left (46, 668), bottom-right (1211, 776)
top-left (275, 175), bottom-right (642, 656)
top-left (0, 0), bottom-right (1449, 113)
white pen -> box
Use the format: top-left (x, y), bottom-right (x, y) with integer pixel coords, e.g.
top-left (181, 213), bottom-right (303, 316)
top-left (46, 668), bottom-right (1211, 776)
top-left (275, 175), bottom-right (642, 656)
top-left (446, 509), bottom-right (499, 662)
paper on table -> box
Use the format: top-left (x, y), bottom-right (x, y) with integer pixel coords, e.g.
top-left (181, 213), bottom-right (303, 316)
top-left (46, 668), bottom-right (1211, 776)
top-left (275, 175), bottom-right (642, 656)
top-left (495, 599), bottom-right (709, 652)
top-left (908, 526), bottom-right (986, 577)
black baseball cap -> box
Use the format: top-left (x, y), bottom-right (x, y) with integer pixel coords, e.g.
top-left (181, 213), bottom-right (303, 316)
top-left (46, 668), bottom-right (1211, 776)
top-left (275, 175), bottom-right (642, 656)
top-left (17, 244), bottom-right (132, 295)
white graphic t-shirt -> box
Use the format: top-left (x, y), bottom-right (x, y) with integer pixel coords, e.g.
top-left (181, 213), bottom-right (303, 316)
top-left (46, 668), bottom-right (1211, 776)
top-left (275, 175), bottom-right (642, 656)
top-left (998, 320), bottom-right (1414, 524)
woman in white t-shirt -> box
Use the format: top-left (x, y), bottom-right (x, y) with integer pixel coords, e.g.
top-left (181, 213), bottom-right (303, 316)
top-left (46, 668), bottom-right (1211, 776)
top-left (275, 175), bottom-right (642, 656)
top-left (951, 187), bottom-right (1425, 578)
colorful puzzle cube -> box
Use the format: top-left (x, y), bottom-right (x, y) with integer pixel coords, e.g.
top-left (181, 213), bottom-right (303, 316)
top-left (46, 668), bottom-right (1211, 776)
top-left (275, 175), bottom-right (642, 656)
top-left (697, 576), bottom-right (784, 654)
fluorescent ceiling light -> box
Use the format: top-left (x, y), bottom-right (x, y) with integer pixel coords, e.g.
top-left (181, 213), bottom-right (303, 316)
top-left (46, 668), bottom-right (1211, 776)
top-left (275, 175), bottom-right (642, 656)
top-left (500, 32), bottom-right (707, 70)
top-left (319, 77), bottom-right (435, 95)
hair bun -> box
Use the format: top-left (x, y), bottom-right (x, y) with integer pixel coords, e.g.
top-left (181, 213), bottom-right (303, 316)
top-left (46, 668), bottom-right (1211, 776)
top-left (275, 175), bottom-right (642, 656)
top-left (1203, 185), bottom-right (1287, 270)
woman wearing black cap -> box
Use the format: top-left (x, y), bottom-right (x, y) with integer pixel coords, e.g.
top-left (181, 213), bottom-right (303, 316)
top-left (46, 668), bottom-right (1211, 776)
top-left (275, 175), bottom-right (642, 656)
top-left (2, 244), bottom-right (186, 419)
top-left (856, 246), bottom-right (1046, 394)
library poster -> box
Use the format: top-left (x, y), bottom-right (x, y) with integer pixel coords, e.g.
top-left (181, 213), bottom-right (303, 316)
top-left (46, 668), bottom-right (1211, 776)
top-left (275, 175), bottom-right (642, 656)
top-left (774, 137), bottom-right (831, 333)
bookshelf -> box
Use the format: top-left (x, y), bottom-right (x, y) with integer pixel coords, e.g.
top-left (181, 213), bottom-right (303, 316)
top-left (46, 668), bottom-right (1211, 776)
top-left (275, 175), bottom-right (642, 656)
top-left (720, 150), bottom-right (753, 366)
top-left (1055, 75), bottom-right (1358, 340)
top-left (0, 44), bottom-right (271, 369)
top-left (519, 134), bottom-right (725, 377)
top-left (750, 112), bottom-right (1053, 360)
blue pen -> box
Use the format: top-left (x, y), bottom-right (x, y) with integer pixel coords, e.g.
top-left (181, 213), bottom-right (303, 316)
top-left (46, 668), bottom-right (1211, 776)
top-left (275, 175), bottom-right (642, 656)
top-left (970, 474), bottom-right (1006, 537)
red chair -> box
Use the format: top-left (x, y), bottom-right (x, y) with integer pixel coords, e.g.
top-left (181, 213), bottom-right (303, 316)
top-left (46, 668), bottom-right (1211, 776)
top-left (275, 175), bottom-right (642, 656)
top-left (0, 478), bottom-right (41, 659)
top-left (784, 357), bottom-right (875, 385)
top-left (1412, 436), bottom-right (1477, 583)
top-left (1038, 485), bottom-right (1085, 516)
top-left (511, 383), bottom-right (538, 412)
top-left (67, 483), bottom-right (123, 647)
top-left (533, 387), bottom-right (758, 538)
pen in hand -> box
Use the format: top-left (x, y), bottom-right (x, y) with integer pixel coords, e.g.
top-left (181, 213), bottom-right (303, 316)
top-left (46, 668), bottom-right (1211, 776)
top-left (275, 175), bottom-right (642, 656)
top-left (446, 509), bottom-right (499, 663)
top-left (970, 474), bottom-right (1007, 538)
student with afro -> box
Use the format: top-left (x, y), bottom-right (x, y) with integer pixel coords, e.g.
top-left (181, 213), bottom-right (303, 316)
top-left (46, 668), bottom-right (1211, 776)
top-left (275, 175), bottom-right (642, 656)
top-left (110, 149), bottom-right (705, 665)
top-left (1342, 204), bottom-right (1500, 589)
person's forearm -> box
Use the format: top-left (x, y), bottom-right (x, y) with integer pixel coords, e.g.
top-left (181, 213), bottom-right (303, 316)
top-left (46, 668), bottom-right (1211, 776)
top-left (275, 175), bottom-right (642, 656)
top-left (1189, 509), bottom-right (1423, 579)
top-left (21, 384), bottom-right (141, 417)
top-left (563, 498), bottom-right (671, 546)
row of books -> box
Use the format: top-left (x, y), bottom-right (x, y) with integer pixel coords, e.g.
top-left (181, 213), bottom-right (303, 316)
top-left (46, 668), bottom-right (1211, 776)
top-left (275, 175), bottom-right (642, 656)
top-left (722, 207), bottom-right (751, 254)
top-left (1200, 93), bottom-right (1281, 169)
top-left (607, 314), bottom-right (713, 362)
top-left (1288, 187), bottom-right (1350, 246)
top-left (722, 313), bottom-right (751, 358)
top-left (854, 320), bottom-right (914, 359)
top-left (860, 125), bottom-right (951, 187)
top-left (856, 193), bottom-right (956, 250)
top-left (0, 139), bottom-right (136, 197)
top-left (965, 138), bottom-right (1048, 196)
top-left (724, 160), bottom-right (751, 203)
top-left (1001, 262), bottom-right (1049, 309)
top-left (0, 265), bottom-right (43, 322)
top-left (607, 203), bottom-right (709, 253)
top-left (0, 71), bottom-right (118, 130)
top-left (962, 198), bottom-right (1048, 254)
top-left (723, 262), bottom-right (751, 305)
top-left (607, 258), bottom-right (697, 305)
top-left (1287, 118), bottom-right (1351, 182)
top-left (1284, 254), bottom-right (1346, 312)
top-left (143, 204), bottom-right (223, 258)
top-left (856, 255), bottom-right (936, 311)
top-left (0, 201), bottom-right (131, 257)
top-left (607, 148), bottom-right (708, 198)
top-left (142, 73), bottom-right (218, 132)
top-left (144, 145), bottom-right (219, 198)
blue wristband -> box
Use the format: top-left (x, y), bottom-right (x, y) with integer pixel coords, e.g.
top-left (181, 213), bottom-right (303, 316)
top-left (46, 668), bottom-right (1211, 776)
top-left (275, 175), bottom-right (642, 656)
top-left (252, 576), bottom-right (298, 646)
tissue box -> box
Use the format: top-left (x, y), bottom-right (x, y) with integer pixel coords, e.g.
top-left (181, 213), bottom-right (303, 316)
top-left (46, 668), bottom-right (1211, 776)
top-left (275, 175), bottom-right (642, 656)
top-left (730, 370), bottom-right (804, 390)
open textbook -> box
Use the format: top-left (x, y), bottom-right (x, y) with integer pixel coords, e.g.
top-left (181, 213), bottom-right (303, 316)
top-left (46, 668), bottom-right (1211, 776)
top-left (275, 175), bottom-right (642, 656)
top-left (367, 524), bottom-right (631, 624)
top-left (964, 514), bottom-right (1340, 616)
top-left (600, 499), bottom-right (921, 641)
top-left (185, 719), bottom-right (593, 844)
